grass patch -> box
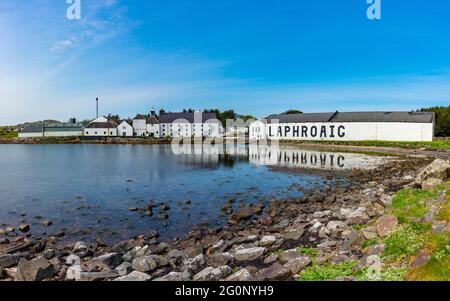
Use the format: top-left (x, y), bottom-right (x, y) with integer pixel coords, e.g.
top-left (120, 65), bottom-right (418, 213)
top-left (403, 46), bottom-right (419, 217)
top-left (383, 224), bottom-right (425, 260)
top-left (297, 248), bottom-right (319, 257)
top-left (407, 259), bottom-right (450, 281)
top-left (437, 202), bottom-right (450, 223)
top-left (391, 188), bottom-right (439, 223)
top-left (297, 261), bottom-right (357, 281)
top-left (356, 266), bottom-right (408, 281)
top-left (361, 239), bottom-right (379, 249)
top-left (0, 127), bottom-right (18, 138)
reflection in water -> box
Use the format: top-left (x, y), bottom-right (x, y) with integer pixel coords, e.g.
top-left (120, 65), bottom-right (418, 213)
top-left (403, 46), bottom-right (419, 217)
top-left (173, 144), bottom-right (391, 170)
top-left (0, 144), bottom-right (391, 243)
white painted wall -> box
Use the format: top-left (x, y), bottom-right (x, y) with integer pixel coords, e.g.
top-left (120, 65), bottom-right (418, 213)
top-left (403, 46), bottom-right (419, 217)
top-left (250, 121), bottom-right (434, 142)
top-left (133, 119), bottom-right (147, 136)
top-left (147, 124), bottom-right (160, 137)
top-left (18, 132), bottom-right (43, 138)
top-left (44, 131), bottom-right (82, 137)
top-left (118, 122), bottom-right (133, 137)
top-left (83, 128), bottom-right (117, 137)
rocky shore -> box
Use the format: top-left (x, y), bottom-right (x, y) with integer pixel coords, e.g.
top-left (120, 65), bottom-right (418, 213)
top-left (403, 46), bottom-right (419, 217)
top-left (1, 155), bottom-right (449, 281)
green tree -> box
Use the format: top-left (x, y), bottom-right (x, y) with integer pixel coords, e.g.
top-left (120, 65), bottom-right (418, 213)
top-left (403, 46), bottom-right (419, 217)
top-left (284, 109), bottom-right (303, 114)
top-left (420, 106), bottom-right (450, 137)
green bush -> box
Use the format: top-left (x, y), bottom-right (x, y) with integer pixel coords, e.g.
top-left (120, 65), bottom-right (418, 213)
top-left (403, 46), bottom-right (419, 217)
top-left (383, 225), bottom-right (425, 259)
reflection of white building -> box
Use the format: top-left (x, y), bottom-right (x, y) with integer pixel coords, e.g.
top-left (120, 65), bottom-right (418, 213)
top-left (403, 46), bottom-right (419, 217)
top-left (248, 145), bottom-right (389, 170)
top-left (159, 112), bottom-right (223, 138)
top-left (249, 111), bottom-right (435, 142)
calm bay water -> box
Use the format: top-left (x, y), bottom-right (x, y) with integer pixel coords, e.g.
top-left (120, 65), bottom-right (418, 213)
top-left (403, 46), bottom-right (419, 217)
top-left (0, 144), bottom-right (391, 242)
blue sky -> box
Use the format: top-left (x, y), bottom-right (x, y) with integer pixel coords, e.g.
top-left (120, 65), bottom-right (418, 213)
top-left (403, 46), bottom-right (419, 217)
top-left (1, 0), bottom-right (450, 124)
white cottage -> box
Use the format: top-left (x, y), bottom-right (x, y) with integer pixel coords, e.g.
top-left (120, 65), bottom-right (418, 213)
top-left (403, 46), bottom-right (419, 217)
top-left (132, 115), bottom-right (147, 137)
top-left (147, 116), bottom-right (160, 137)
top-left (83, 116), bottom-right (118, 137)
top-left (249, 111), bottom-right (435, 142)
top-left (117, 120), bottom-right (133, 137)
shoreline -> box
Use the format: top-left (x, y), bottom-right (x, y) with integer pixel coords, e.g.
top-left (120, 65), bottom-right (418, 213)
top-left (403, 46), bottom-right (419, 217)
top-left (1, 152), bottom-right (449, 281)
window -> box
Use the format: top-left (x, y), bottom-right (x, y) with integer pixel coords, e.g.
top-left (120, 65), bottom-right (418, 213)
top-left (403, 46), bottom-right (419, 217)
top-left (104, 131), bottom-right (107, 135)
top-left (86, 131), bottom-right (89, 135)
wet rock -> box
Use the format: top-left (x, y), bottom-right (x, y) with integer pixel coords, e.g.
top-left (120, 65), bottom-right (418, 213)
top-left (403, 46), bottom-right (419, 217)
top-left (167, 249), bottom-right (188, 266)
top-left (235, 247), bottom-right (266, 261)
top-left (128, 207), bottom-right (139, 212)
top-left (422, 178), bottom-right (443, 192)
top-left (73, 241), bottom-right (88, 253)
top-left (376, 215), bottom-right (398, 237)
top-left (229, 207), bottom-right (254, 224)
top-left (17, 257), bottom-right (55, 281)
top-left (193, 266), bottom-right (232, 281)
top-left (284, 256), bottom-right (311, 274)
top-left (132, 255), bottom-right (168, 273)
top-left (207, 240), bottom-right (230, 255)
top-left (221, 203), bottom-right (233, 215)
top-left (0, 238), bottom-right (10, 245)
top-left (182, 254), bottom-right (206, 273)
top-left (19, 224), bottom-right (30, 233)
top-left (414, 159), bottom-right (450, 187)
top-left (207, 252), bottom-right (234, 267)
top-left (43, 249), bottom-right (55, 260)
top-left (225, 268), bottom-right (252, 281)
top-left (0, 254), bottom-right (19, 268)
top-left (253, 263), bottom-right (292, 281)
top-left (154, 242), bottom-right (171, 254)
top-left (154, 271), bottom-right (191, 281)
top-left (42, 220), bottom-right (52, 227)
top-left (259, 236), bottom-right (276, 247)
top-left (89, 253), bottom-right (123, 269)
top-left (158, 213), bottom-right (169, 220)
top-left (114, 271), bottom-right (151, 281)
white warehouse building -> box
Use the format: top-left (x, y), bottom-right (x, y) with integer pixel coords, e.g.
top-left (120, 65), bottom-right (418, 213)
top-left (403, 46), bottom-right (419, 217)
top-left (158, 112), bottom-right (223, 138)
top-left (249, 111), bottom-right (435, 142)
top-left (83, 116), bottom-right (118, 137)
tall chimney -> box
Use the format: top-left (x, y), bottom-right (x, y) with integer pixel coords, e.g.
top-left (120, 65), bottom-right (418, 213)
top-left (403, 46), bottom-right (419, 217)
top-left (96, 97), bottom-right (99, 118)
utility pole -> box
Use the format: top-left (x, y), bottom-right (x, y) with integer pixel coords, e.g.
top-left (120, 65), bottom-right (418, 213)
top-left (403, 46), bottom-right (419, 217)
top-left (96, 97), bottom-right (99, 118)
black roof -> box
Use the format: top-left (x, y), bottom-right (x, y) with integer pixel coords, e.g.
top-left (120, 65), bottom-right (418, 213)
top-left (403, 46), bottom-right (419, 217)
top-left (85, 122), bottom-right (117, 129)
top-left (266, 111), bottom-right (435, 124)
top-left (20, 123), bottom-right (43, 133)
top-left (159, 112), bottom-right (219, 123)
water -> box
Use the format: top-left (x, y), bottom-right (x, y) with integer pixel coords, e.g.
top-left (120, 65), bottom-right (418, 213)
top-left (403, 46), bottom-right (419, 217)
top-left (0, 144), bottom-right (391, 243)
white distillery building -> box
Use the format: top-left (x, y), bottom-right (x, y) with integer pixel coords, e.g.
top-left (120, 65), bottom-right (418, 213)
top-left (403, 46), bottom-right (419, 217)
top-left (158, 112), bottom-right (223, 138)
top-left (117, 120), bottom-right (133, 137)
top-left (249, 111), bottom-right (435, 142)
top-left (83, 117), bottom-right (118, 137)
top-left (19, 120), bottom-right (85, 138)
top-left (132, 114), bottom-right (160, 137)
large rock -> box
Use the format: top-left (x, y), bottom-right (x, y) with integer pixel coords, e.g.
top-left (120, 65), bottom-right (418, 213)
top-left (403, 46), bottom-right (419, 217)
top-left (0, 254), bottom-right (19, 268)
top-left (279, 249), bottom-right (301, 263)
top-left (254, 263), bottom-right (292, 281)
top-left (284, 228), bottom-right (305, 241)
top-left (207, 252), bottom-right (234, 267)
top-left (284, 257), bottom-right (311, 274)
top-left (376, 215), bottom-right (398, 237)
top-left (235, 247), bottom-right (266, 262)
top-left (17, 257), bottom-right (55, 281)
top-left (193, 266), bottom-right (232, 281)
top-left (229, 207), bottom-right (254, 224)
top-left (132, 255), bottom-right (169, 273)
top-left (421, 178), bottom-right (443, 192)
top-left (414, 159), bottom-right (450, 187)
top-left (153, 271), bottom-right (191, 281)
top-left (224, 269), bottom-right (252, 281)
top-left (259, 236), bottom-right (276, 247)
top-left (114, 271), bottom-right (151, 281)
top-left (89, 253), bottom-right (123, 269)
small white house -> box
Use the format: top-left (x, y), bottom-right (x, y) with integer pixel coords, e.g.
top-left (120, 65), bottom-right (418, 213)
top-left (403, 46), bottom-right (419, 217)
top-left (83, 116), bottom-right (118, 137)
top-left (117, 121), bottom-right (133, 137)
